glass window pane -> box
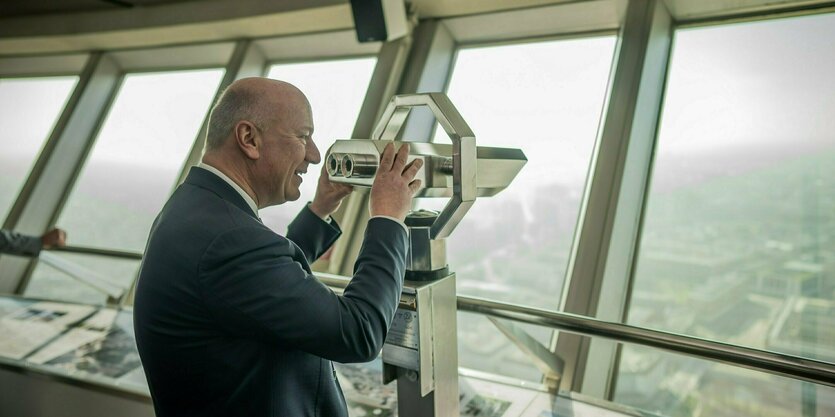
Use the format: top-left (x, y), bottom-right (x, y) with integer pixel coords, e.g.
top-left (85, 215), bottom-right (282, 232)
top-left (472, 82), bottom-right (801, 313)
top-left (616, 13), bottom-right (835, 417)
top-left (57, 69), bottom-right (223, 252)
top-left (617, 345), bottom-right (835, 417)
top-left (26, 69), bottom-right (224, 304)
top-left (261, 57), bottom-right (376, 232)
top-left (0, 76), bottom-right (77, 221)
top-left (425, 37), bottom-right (615, 308)
top-left (427, 37), bottom-right (616, 381)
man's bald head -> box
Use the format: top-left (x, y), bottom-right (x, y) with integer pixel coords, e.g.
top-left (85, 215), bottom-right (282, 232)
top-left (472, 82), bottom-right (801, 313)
top-left (205, 78), bottom-right (308, 151)
top-left (201, 77), bottom-right (319, 208)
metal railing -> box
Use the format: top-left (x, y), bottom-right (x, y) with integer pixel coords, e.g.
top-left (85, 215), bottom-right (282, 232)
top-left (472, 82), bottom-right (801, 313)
top-left (31, 251), bottom-right (835, 388)
top-left (316, 273), bottom-right (835, 389)
top-left (53, 245), bottom-right (143, 260)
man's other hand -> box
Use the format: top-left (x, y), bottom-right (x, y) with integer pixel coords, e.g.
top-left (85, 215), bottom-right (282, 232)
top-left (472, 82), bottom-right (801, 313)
top-left (41, 228), bottom-right (67, 249)
top-left (369, 143), bottom-right (422, 222)
top-left (310, 164), bottom-right (353, 220)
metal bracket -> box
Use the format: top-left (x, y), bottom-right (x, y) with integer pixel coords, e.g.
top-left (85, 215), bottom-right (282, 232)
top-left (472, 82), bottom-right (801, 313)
top-left (370, 93), bottom-right (477, 239)
top-left (487, 316), bottom-right (565, 394)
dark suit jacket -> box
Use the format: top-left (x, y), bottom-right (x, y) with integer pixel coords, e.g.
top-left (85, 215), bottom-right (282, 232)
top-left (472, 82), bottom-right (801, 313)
top-left (134, 167), bottom-right (407, 417)
top-left (0, 229), bottom-right (41, 256)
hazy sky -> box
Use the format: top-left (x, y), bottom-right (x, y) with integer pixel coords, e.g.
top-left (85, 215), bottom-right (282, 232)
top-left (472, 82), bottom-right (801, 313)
top-left (659, 12), bottom-right (835, 156)
top-left (4, 11), bottom-right (832, 182)
top-left (0, 77), bottom-right (76, 157)
top-left (0, 77), bottom-right (76, 219)
top-left (85, 69), bottom-right (224, 169)
top-left (1, 10), bottom-right (833, 236)
top-left (440, 35), bottom-right (616, 190)
top-left (421, 34), bottom-right (617, 222)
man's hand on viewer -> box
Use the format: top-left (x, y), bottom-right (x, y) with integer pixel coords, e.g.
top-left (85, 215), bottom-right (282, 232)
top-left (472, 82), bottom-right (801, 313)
top-left (310, 164), bottom-right (353, 219)
top-left (41, 228), bottom-right (67, 250)
top-left (369, 143), bottom-right (422, 222)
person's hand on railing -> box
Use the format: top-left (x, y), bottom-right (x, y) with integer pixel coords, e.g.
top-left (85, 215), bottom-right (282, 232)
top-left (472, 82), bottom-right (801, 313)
top-left (41, 228), bottom-right (67, 250)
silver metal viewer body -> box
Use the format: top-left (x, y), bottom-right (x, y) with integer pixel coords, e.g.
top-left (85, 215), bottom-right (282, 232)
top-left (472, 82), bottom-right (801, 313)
top-left (383, 210), bottom-right (460, 417)
top-left (327, 139), bottom-right (527, 199)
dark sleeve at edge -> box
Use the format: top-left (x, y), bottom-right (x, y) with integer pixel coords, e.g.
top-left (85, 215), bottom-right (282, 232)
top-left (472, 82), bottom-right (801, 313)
top-left (286, 204), bottom-right (342, 263)
top-left (0, 229), bottom-right (42, 257)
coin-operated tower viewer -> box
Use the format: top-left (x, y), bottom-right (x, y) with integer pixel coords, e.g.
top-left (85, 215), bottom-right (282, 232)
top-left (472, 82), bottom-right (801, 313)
top-left (327, 93), bottom-right (527, 417)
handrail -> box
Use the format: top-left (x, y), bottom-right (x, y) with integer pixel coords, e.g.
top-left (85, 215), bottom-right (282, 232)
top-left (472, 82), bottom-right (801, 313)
top-left (52, 245), bottom-right (144, 260)
top-left (316, 273), bottom-right (835, 388)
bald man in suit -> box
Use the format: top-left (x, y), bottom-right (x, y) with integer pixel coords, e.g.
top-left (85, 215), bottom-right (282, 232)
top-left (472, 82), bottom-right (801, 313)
top-left (134, 77), bottom-right (422, 417)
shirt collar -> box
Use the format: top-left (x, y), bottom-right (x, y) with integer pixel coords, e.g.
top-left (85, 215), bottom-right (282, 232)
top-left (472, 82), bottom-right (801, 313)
top-left (197, 162), bottom-right (259, 216)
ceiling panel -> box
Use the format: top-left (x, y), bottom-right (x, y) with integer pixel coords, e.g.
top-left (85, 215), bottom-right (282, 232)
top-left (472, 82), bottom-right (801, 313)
top-left (0, 0), bottom-right (202, 17)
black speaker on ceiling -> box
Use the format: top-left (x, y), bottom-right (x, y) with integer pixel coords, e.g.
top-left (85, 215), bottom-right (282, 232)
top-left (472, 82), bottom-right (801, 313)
top-left (349, 0), bottom-right (408, 43)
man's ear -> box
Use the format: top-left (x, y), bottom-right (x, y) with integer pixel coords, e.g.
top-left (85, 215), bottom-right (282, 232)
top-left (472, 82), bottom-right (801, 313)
top-left (234, 120), bottom-right (260, 160)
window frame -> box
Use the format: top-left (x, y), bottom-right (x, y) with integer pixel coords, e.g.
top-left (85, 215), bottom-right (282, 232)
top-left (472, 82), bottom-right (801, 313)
top-left (608, 4), bottom-right (835, 409)
top-left (11, 43), bottom-right (234, 301)
top-left (1, 0), bottom-right (832, 408)
top-left (0, 54), bottom-right (92, 296)
top-left (374, 0), bottom-right (631, 392)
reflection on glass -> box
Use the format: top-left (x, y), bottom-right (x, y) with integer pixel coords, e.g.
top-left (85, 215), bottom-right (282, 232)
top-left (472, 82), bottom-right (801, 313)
top-left (26, 69), bottom-right (224, 304)
top-left (618, 345), bottom-right (835, 417)
top-left (26, 253), bottom-right (140, 305)
top-left (617, 13), bottom-right (835, 417)
top-left (0, 77), bottom-right (77, 221)
top-left (261, 57), bottom-right (376, 235)
top-left (420, 37), bottom-right (615, 381)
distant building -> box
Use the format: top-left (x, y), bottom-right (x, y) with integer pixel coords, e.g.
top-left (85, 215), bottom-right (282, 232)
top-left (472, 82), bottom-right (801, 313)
top-left (637, 246), bottom-right (744, 286)
top-left (767, 296), bottom-right (835, 363)
top-left (754, 260), bottom-right (823, 297)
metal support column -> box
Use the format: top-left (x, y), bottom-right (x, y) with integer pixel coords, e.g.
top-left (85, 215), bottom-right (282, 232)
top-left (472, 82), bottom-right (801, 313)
top-left (554, 0), bottom-right (674, 397)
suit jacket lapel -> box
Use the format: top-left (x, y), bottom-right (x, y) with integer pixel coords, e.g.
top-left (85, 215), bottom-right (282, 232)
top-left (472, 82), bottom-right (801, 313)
top-left (185, 167), bottom-right (313, 273)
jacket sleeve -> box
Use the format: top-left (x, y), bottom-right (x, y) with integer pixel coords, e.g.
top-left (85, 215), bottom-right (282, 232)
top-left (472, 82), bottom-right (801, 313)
top-left (0, 229), bottom-right (42, 257)
top-left (199, 217), bottom-right (407, 363)
top-left (286, 204), bottom-right (341, 264)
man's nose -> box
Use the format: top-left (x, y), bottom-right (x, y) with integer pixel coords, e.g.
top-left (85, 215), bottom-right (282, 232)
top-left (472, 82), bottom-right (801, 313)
top-left (307, 140), bottom-right (321, 164)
